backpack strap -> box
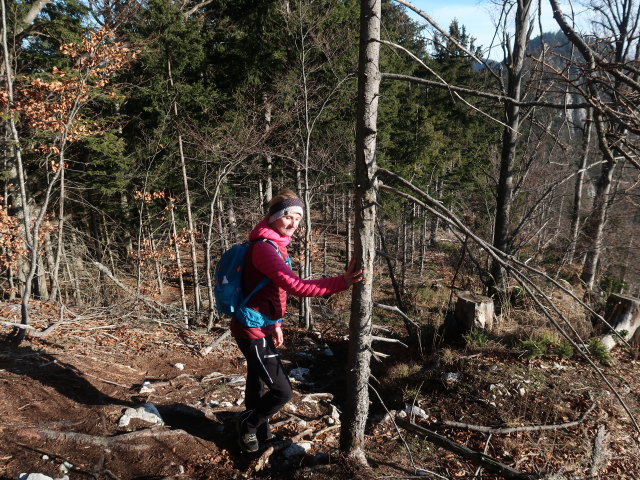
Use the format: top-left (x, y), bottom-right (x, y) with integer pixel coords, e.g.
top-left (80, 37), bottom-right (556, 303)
top-left (238, 239), bottom-right (283, 308)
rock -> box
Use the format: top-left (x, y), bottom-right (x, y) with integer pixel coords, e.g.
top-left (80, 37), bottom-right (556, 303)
top-left (139, 380), bottom-right (155, 394)
top-left (18, 475), bottom-right (54, 480)
top-left (297, 351), bottom-right (314, 359)
top-left (442, 372), bottom-right (462, 385)
top-left (396, 410), bottom-right (408, 419)
top-left (235, 398), bottom-right (244, 406)
top-left (325, 417), bottom-right (335, 425)
top-left (283, 403), bottom-right (297, 413)
top-left (226, 376), bottom-right (246, 385)
top-left (322, 348), bottom-right (334, 357)
top-left (297, 419), bottom-right (307, 428)
top-left (174, 363), bottom-right (185, 370)
top-left (282, 442), bottom-right (312, 459)
top-left (118, 403), bottom-right (164, 427)
top-left (220, 402), bottom-right (234, 408)
top-left (289, 368), bottom-right (310, 381)
top-left (519, 387), bottom-right (526, 397)
top-left (404, 406), bottom-right (428, 419)
top-left (209, 400), bottom-right (220, 407)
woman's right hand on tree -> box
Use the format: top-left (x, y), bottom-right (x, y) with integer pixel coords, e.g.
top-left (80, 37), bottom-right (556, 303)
top-left (344, 257), bottom-right (364, 287)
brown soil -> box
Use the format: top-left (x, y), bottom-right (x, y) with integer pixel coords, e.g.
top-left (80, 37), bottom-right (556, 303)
top-left (1, 299), bottom-right (639, 480)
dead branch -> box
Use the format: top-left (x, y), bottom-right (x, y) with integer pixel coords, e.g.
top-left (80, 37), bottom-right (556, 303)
top-left (200, 329), bottom-right (231, 356)
top-left (0, 319), bottom-right (74, 338)
top-left (382, 73), bottom-right (590, 109)
top-left (182, 0), bottom-right (214, 19)
top-left (371, 336), bottom-right (409, 348)
top-left (254, 428), bottom-right (314, 472)
top-left (14, 426), bottom-right (187, 451)
top-left (93, 262), bottom-right (165, 315)
top-left (373, 303), bottom-right (420, 330)
top-left (441, 398), bottom-right (595, 434)
top-left (391, 0), bottom-right (502, 84)
top-left (377, 169), bottom-right (640, 434)
top-left (0, 320), bottom-right (35, 331)
top-left (590, 425), bottom-right (609, 477)
top-left (395, 418), bottom-right (537, 480)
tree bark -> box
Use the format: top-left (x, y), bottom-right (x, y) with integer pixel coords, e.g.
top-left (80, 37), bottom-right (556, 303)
top-left (339, 0), bottom-right (380, 464)
top-left (490, 0), bottom-right (533, 297)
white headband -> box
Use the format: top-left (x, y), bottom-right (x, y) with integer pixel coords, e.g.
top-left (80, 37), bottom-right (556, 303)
top-left (269, 205), bottom-right (304, 224)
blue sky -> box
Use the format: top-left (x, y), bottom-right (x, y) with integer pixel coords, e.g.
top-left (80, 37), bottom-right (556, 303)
top-left (405, 0), bottom-right (567, 59)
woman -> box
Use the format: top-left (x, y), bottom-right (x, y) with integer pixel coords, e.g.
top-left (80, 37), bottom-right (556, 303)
top-left (231, 189), bottom-right (362, 453)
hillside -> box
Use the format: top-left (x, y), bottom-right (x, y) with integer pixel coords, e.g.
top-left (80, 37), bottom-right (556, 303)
top-left (1, 296), bottom-right (638, 480)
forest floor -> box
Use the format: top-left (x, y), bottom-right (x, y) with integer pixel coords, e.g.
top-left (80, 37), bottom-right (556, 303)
top-left (0, 296), bottom-right (639, 480)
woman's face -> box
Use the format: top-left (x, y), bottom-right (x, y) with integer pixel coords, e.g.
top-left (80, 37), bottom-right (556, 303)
top-left (271, 213), bottom-right (302, 237)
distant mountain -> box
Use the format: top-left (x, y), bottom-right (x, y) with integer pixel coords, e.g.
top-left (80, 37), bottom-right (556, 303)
top-left (528, 30), bottom-right (586, 64)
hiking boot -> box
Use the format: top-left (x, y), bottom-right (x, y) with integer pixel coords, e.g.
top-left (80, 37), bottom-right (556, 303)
top-left (238, 431), bottom-right (259, 453)
top-left (235, 415), bottom-right (259, 453)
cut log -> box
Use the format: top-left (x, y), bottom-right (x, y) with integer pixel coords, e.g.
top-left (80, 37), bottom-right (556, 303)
top-left (599, 293), bottom-right (640, 350)
top-left (453, 291), bottom-right (494, 334)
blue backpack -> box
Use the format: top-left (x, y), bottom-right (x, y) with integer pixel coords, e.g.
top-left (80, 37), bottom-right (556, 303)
top-left (214, 239), bottom-right (282, 317)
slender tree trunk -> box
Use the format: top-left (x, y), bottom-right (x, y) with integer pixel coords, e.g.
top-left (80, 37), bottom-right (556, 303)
top-left (205, 180), bottom-right (224, 330)
top-left (264, 95), bottom-right (273, 204)
top-left (339, 0), bottom-right (380, 464)
top-left (168, 59), bottom-right (201, 313)
top-left (580, 132), bottom-right (616, 289)
top-left (567, 109), bottom-right (593, 264)
top-left (420, 208), bottom-right (427, 276)
top-left (146, 208), bottom-right (163, 295)
top-left (169, 200), bottom-right (189, 326)
top-left (490, 0), bottom-right (532, 296)
top-left (2, 0), bottom-right (35, 339)
top-left (346, 192), bottom-right (353, 267)
top-left (429, 180), bottom-right (440, 247)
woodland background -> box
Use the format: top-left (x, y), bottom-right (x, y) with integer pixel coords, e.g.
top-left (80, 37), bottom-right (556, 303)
top-left (2, 0), bottom-right (640, 478)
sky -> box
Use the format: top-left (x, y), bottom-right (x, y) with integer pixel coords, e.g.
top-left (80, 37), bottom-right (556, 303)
top-left (405, 0), bottom-right (572, 59)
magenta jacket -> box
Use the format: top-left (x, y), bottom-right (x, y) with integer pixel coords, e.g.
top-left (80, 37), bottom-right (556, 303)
top-left (230, 219), bottom-right (348, 339)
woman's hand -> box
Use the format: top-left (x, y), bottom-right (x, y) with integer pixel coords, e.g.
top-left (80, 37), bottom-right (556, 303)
top-left (273, 324), bottom-right (284, 348)
top-left (344, 257), bottom-right (364, 287)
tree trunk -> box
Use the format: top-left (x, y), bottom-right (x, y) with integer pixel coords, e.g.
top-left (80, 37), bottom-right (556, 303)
top-left (490, 0), bottom-right (533, 296)
top-left (339, 0), bottom-right (380, 464)
top-left (452, 291), bottom-right (495, 334)
top-left (599, 293), bottom-right (640, 350)
top-left (263, 94), bottom-right (273, 204)
top-left (580, 142), bottom-right (616, 289)
top-left (567, 109), bottom-right (593, 264)
top-left (169, 201), bottom-right (189, 326)
top-left (168, 59), bottom-right (201, 313)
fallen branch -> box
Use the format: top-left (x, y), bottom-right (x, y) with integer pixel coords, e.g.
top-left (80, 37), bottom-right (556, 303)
top-left (15, 426), bottom-right (187, 451)
top-left (395, 418), bottom-right (537, 480)
top-left (378, 170), bottom-right (640, 435)
top-left (371, 335), bottom-right (409, 348)
top-left (200, 330), bottom-right (231, 356)
top-left (254, 428), bottom-right (314, 472)
top-left (441, 398), bottom-right (596, 434)
top-left (93, 262), bottom-right (166, 315)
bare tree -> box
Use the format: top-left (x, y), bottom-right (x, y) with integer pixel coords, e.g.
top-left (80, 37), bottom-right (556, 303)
top-left (490, 0), bottom-right (534, 296)
top-left (339, 0), bottom-right (380, 465)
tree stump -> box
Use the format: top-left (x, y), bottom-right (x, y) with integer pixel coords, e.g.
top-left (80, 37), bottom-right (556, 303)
top-left (600, 293), bottom-right (640, 350)
top-left (453, 291), bottom-right (494, 334)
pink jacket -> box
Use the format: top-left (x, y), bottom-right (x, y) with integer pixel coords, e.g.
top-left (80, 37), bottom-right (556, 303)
top-left (230, 219), bottom-right (348, 339)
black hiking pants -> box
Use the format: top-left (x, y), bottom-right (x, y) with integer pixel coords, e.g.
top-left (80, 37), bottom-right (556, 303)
top-left (235, 335), bottom-right (293, 434)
